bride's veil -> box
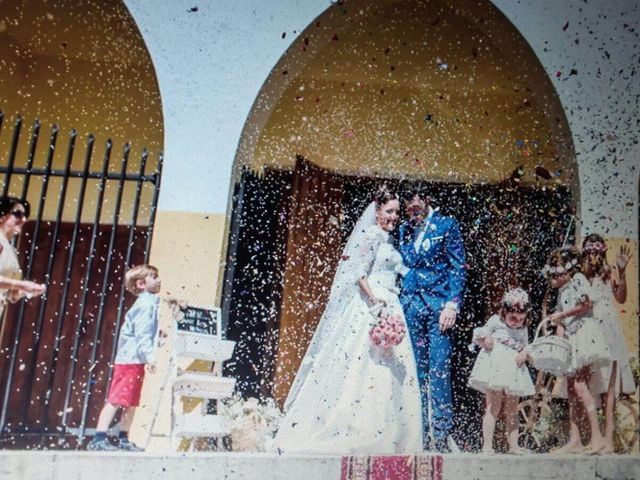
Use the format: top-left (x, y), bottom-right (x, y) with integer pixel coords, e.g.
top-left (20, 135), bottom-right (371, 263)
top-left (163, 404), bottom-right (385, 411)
top-left (284, 202), bottom-right (377, 410)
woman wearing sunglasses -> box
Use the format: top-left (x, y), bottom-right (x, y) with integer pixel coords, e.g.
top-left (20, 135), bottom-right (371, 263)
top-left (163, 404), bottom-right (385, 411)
top-left (0, 196), bottom-right (46, 316)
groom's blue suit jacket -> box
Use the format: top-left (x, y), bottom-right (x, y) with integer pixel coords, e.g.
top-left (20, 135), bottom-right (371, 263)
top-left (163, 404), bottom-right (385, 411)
top-left (398, 210), bottom-right (466, 309)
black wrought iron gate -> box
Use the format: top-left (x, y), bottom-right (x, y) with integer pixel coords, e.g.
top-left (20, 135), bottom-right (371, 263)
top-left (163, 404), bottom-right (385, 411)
top-left (0, 111), bottom-right (163, 448)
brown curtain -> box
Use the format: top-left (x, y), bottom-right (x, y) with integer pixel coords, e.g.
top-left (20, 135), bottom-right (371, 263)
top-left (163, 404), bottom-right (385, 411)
top-left (272, 158), bottom-right (344, 405)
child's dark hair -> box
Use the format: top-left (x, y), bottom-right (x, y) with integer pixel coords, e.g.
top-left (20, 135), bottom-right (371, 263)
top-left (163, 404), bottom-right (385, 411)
top-left (374, 185), bottom-right (399, 208)
top-left (544, 246), bottom-right (581, 278)
top-left (0, 196), bottom-right (30, 219)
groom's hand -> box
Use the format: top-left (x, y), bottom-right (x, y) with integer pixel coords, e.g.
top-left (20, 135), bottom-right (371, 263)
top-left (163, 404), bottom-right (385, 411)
top-left (439, 307), bottom-right (456, 332)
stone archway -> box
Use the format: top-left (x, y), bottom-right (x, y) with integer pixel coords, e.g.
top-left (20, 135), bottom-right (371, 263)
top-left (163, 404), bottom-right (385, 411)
top-left (233, 0), bottom-right (577, 192)
top-left (0, 0), bottom-right (163, 188)
top-left (224, 0), bottom-right (579, 416)
top-left (0, 0), bottom-right (163, 446)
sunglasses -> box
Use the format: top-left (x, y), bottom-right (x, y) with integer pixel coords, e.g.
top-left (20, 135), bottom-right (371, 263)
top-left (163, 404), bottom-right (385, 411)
top-left (10, 210), bottom-right (27, 220)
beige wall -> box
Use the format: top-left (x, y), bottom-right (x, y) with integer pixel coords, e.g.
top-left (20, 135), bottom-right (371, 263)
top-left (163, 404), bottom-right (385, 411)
top-left (146, 211), bottom-right (226, 308)
top-left (603, 238), bottom-right (639, 359)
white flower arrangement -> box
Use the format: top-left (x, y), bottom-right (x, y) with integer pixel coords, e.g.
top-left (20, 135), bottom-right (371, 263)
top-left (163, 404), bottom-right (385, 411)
top-left (218, 394), bottom-right (283, 452)
top-left (531, 400), bottom-right (569, 452)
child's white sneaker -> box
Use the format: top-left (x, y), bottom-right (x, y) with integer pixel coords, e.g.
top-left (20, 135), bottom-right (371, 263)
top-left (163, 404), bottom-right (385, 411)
top-left (118, 439), bottom-right (144, 452)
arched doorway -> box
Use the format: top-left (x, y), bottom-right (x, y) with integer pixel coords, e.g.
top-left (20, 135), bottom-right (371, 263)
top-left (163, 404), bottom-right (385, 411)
top-left (222, 0), bottom-right (577, 449)
top-left (0, 0), bottom-right (163, 447)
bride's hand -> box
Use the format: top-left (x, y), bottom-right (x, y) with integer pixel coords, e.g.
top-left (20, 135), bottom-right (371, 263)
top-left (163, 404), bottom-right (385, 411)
top-left (368, 295), bottom-right (385, 306)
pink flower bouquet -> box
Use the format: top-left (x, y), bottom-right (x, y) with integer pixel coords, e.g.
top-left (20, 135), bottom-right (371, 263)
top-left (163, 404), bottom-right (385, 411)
top-left (369, 313), bottom-right (406, 349)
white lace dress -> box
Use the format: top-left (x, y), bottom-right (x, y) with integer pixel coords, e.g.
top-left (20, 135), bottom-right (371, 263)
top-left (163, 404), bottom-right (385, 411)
top-left (271, 225), bottom-right (423, 454)
top-left (559, 273), bottom-right (610, 373)
top-left (589, 276), bottom-right (636, 395)
top-left (468, 315), bottom-right (535, 397)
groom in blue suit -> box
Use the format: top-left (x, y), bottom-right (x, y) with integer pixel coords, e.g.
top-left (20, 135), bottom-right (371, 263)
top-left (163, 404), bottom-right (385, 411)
top-left (398, 189), bottom-right (466, 452)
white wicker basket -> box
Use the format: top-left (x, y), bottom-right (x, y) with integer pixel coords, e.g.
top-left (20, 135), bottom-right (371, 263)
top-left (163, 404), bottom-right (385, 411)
top-left (528, 319), bottom-right (572, 375)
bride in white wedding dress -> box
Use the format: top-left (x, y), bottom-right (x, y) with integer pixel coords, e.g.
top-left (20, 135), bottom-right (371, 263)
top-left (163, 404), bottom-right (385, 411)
top-left (272, 190), bottom-right (423, 455)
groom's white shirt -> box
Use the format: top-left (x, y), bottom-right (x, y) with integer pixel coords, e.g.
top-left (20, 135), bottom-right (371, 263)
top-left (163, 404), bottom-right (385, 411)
top-left (413, 206), bottom-right (435, 253)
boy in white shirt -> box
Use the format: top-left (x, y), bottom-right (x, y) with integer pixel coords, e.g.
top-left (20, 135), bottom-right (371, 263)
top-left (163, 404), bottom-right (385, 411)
top-left (87, 264), bottom-right (161, 451)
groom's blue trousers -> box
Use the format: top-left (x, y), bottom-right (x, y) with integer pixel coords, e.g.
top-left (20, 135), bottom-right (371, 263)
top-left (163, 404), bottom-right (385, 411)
top-left (400, 292), bottom-right (454, 448)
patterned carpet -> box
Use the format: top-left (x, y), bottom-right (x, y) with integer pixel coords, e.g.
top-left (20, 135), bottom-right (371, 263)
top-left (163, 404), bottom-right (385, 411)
top-left (341, 455), bottom-right (443, 480)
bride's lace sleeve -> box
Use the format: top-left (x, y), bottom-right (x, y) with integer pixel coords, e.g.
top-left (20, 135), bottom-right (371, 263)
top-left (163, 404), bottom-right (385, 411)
top-left (395, 262), bottom-right (409, 277)
top-left (354, 226), bottom-right (384, 280)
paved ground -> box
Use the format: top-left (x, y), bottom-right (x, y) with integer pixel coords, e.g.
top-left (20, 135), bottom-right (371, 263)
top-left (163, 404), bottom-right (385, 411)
top-left (0, 451), bottom-right (639, 480)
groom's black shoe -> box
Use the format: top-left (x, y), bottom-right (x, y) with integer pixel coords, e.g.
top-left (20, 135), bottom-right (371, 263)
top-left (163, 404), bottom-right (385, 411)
top-left (432, 437), bottom-right (451, 453)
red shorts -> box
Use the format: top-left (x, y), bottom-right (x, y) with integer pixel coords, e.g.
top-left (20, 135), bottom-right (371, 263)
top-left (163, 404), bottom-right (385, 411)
top-left (107, 364), bottom-right (145, 407)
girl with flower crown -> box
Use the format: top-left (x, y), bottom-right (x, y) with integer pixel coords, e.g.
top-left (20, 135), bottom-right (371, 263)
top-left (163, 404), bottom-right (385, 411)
top-left (468, 287), bottom-right (535, 454)
top-left (544, 247), bottom-right (611, 454)
top-left (582, 234), bottom-right (635, 453)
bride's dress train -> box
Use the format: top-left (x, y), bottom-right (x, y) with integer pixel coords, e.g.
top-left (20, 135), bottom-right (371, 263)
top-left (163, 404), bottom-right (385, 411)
top-left (272, 205), bottom-right (423, 455)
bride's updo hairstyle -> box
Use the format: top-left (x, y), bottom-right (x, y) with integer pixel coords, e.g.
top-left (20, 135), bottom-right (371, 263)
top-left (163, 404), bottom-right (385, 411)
top-left (374, 185), bottom-right (399, 208)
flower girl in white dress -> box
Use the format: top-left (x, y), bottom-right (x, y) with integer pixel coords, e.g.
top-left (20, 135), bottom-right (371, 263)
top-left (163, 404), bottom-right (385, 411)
top-left (545, 247), bottom-right (611, 454)
top-left (582, 234), bottom-right (635, 453)
top-left (469, 288), bottom-right (535, 454)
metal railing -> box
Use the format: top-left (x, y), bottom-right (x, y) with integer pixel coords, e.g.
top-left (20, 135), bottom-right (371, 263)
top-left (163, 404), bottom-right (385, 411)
top-left (0, 111), bottom-right (163, 440)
